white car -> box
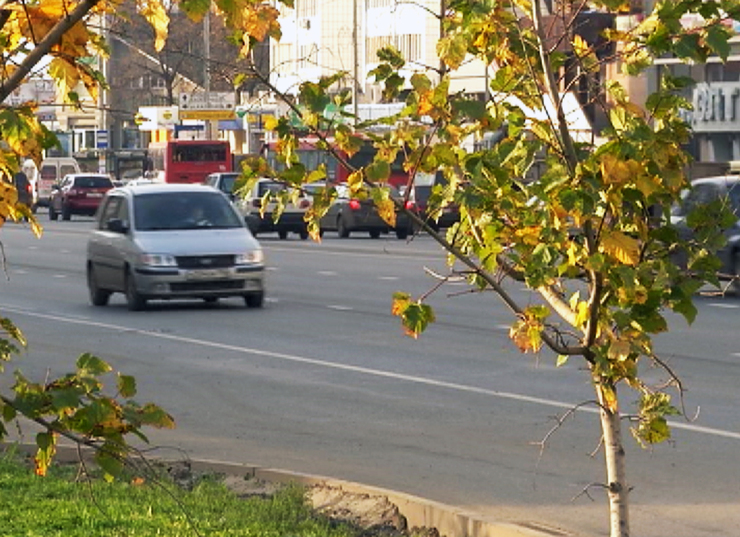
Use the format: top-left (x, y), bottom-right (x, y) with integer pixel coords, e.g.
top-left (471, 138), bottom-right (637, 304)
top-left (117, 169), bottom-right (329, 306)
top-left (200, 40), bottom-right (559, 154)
top-left (86, 183), bottom-right (265, 310)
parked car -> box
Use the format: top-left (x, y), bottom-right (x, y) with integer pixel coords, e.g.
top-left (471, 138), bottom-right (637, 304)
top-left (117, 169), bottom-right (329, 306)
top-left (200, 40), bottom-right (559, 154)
top-left (235, 178), bottom-right (311, 240)
top-left (205, 171), bottom-right (240, 200)
top-left (671, 175), bottom-right (740, 292)
top-left (319, 183), bottom-right (413, 239)
top-left (402, 183), bottom-right (459, 232)
top-left (86, 183), bottom-right (265, 310)
top-left (49, 173), bottom-right (114, 221)
top-left (12, 171), bottom-right (36, 213)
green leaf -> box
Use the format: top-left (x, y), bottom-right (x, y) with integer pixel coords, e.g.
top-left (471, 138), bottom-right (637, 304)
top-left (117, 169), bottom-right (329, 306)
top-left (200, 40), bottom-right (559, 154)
top-left (366, 160), bottom-right (391, 182)
top-left (50, 388), bottom-right (81, 411)
top-left (95, 448), bottom-right (124, 482)
top-left (117, 374), bottom-right (137, 398)
top-left (139, 403), bottom-right (176, 429)
top-left (452, 99), bottom-right (487, 121)
top-left (76, 353), bottom-right (112, 376)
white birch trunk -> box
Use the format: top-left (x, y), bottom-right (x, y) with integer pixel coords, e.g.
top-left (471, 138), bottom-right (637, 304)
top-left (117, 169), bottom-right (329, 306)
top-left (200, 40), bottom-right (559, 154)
top-left (596, 379), bottom-right (630, 537)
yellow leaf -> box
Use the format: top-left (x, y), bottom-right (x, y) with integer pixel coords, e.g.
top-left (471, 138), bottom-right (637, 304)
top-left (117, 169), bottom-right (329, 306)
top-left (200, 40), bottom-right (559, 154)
top-left (572, 34), bottom-right (590, 58)
top-left (600, 230), bottom-right (641, 266)
top-left (607, 338), bottom-right (632, 361)
top-left (139, 0), bottom-right (170, 52)
top-left (347, 171), bottom-right (364, 196)
top-left (600, 154), bottom-right (631, 186)
top-left (48, 58), bottom-right (80, 100)
top-left (376, 198), bottom-right (396, 227)
top-left (243, 4), bottom-right (281, 42)
top-left (509, 318), bottom-right (543, 353)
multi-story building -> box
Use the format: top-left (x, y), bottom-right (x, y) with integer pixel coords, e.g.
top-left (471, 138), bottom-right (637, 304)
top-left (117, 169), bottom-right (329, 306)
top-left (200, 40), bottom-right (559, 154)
top-left (270, 0), bottom-right (492, 102)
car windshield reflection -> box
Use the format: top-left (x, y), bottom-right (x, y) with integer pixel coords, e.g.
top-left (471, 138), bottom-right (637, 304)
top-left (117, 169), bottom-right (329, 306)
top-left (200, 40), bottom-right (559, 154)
top-left (134, 192), bottom-right (244, 231)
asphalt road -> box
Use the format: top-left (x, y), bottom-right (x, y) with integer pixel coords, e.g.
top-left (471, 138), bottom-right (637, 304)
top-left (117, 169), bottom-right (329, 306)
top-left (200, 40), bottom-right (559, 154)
top-left (1, 214), bottom-right (739, 537)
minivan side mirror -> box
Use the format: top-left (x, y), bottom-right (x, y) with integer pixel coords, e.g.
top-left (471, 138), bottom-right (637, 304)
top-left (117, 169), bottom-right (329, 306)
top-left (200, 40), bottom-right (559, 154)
top-left (106, 218), bottom-right (129, 234)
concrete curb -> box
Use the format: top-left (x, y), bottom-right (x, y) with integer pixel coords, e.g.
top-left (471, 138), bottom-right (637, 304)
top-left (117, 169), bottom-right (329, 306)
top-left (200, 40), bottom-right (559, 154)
top-left (5, 443), bottom-right (569, 537)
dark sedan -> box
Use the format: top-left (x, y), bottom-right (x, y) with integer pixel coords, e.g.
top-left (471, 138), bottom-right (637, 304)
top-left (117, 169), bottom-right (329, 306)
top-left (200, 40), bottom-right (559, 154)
top-left (317, 183), bottom-right (413, 239)
top-left (671, 175), bottom-right (740, 293)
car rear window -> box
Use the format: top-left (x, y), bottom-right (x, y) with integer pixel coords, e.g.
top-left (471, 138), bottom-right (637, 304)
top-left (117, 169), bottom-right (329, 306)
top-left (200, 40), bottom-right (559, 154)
top-left (217, 174), bottom-right (239, 193)
top-left (729, 183), bottom-right (740, 214)
top-left (74, 176), bottom-right (113, 188)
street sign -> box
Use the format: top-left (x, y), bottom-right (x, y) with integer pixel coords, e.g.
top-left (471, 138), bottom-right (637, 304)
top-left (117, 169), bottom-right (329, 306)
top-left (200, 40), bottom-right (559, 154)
top-left (179, 109), bottom-right (236, 120)
top-left (179, 91), bottom-right (235, 111)
top-left (96, 130), bottom-right (108, 149)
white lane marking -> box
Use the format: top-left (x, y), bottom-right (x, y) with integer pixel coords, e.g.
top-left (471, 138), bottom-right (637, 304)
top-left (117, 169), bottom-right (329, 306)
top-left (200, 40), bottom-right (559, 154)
top-left (266, 266), bottom-right (279, 271)
top-left (4, 305), bottom-right (740, 441)
top-left (318, 271), bottom-right (338, 276)
top-left (60, 249), bottom-right (71, 254)
top-left (378, 276), bottom-right (399, 281)
top-left (708, 303), bottom-right (739, 309)
top-left (266, 297), bottom-right (279, 303)
top-left (495, 324), bottom-right (510, 331)
top-left (733, 353), bottom-right (740, 358)
top-left (14, 270), bottom-right (28, 275)
top-left (28, 246), bottom-right (38, 250)
top-left (327, 305), bottom-right (353, 311)
top-left (52, 274), bottom-right (67, 278)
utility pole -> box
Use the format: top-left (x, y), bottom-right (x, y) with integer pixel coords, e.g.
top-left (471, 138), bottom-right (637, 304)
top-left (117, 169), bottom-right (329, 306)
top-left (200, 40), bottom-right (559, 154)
top-left (204, 9), bottom-right (212, 139)
top-left (439, 0), bottom-right (446, 80)
top-left (352, 0), bottom-right (359, 126)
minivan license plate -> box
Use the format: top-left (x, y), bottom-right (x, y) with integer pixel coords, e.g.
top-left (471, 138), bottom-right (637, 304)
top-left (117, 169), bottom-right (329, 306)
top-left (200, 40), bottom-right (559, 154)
top-left (186, 269), bottom-right (230, 280)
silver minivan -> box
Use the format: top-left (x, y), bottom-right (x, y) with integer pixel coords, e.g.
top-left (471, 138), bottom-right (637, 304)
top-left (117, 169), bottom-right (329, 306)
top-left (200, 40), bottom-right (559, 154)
top-left (86, 184), bottom-right (265, 310)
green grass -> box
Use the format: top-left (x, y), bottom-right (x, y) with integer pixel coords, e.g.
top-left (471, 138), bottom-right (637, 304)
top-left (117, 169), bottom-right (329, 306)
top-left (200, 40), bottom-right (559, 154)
top-left (0, 452), bottom-right (359, 537)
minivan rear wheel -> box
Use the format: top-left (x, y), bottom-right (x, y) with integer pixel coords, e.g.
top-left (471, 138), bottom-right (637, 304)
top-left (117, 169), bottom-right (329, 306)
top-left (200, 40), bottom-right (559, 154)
top-left (87, 265), bottom-right (111, 307)
top-left (49, 204), bottom-right (58, 221)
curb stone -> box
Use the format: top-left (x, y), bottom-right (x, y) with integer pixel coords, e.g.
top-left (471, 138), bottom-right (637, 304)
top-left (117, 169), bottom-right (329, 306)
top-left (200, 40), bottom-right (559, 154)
top-left (5, 443), bottom-right (571, 537)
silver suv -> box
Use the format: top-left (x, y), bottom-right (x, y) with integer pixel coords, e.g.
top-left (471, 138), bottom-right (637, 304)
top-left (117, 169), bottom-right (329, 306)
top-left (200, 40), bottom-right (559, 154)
top-left (86, 184), bottom-right (265, 310)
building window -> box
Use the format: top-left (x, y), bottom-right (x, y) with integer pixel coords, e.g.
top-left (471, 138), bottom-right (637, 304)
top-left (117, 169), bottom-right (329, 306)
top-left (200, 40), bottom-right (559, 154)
top-left (366, 34), bottom-right (421, 64)
top-left (297, 0), bottom-right (317, 17)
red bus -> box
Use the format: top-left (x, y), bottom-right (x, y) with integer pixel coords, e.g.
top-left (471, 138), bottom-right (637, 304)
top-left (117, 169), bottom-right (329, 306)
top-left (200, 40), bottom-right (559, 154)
top-left (263, 137), bottom-right (412, 188)
top-left (147, 140), bottom-right (232, 184)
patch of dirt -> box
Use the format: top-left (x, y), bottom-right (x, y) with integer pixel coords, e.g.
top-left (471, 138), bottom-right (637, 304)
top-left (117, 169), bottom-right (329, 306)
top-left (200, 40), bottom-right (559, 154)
top-left (165, 461), bottom-right (441, 537)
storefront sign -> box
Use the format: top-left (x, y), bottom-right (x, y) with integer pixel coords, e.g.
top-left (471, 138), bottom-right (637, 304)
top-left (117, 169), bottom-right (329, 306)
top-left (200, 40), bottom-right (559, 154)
top-left (689, 82), bottom-right (740, 132)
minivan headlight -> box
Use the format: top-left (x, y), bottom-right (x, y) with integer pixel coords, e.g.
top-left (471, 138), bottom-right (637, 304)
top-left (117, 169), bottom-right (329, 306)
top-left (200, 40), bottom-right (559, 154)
top-left (236, 250), bottom-right (264, 264)
top-left (140, 253), bottom-right (177, 267)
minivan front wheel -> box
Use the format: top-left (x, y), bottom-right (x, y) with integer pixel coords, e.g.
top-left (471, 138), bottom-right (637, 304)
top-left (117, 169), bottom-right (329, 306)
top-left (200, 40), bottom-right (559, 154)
top-left (125, 269), bottom-right (147, 311)
top-left (244, 292), bottom-right (264, 308)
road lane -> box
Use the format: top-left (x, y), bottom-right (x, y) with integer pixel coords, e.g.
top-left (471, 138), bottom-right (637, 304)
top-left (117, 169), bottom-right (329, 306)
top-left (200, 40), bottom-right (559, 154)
top-left (1, 221), bottom-right (739, 537)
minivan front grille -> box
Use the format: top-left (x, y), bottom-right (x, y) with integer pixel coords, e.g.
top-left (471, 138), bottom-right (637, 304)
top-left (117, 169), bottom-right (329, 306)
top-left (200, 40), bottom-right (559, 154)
top-left (170, 280), bottom-right (245, 292)
top-left (176, 255), bottom-right (234, 269)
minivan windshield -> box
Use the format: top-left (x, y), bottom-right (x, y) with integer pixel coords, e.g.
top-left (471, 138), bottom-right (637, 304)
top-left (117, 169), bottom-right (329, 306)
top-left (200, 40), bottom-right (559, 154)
top-left (134, 192), bottom-right (244, 231)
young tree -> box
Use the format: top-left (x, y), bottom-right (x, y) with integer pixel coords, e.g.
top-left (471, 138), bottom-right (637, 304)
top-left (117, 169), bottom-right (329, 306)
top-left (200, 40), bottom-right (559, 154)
top-left (241, 1), bottom-right (740, 536)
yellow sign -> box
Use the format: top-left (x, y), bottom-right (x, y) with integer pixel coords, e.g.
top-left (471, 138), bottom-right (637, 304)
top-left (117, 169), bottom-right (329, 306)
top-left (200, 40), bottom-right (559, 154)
top-left (179, 109), bottom-right (236, 120)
